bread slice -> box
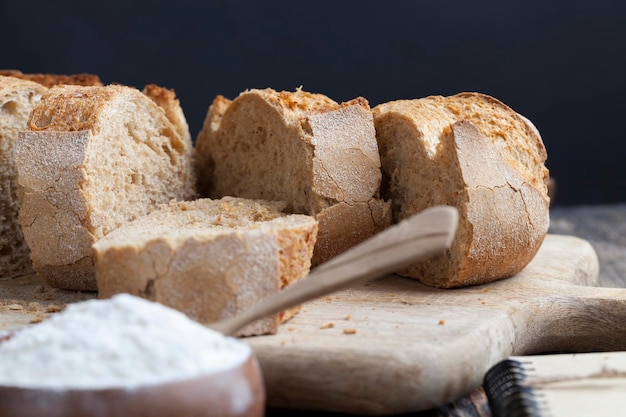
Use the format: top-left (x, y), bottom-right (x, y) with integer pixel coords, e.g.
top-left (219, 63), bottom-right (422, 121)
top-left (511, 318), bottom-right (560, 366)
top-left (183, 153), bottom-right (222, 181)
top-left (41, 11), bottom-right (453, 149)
top-left (373, 92), bottom-right (550, 288)
top-left (0, 76), bottom-right (48, 278)
top-left (15, 84), bottom-right (196, 291)
top-left (0, 73), bottom-right (105, 279)
top-left (93, 197), bottom-right (318, 336)
top-left (195, 88), bottom-right (391, 265)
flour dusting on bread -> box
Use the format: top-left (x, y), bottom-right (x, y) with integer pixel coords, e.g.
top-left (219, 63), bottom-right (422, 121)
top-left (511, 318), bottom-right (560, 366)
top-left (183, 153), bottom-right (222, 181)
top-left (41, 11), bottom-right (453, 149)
top-left (15, 84), bottom-right (195, 290)
top-left (373, 92), bottom-right (549, 287)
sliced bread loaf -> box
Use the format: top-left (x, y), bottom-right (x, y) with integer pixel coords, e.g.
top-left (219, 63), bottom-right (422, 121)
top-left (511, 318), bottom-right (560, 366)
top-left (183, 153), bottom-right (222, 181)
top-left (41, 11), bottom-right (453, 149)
top-left (0, 76), bottom-right (48, 277)
top-left (93, 197), bottom-right (318, 336)
top-left (15, 84), bottom-right (196, 290)
top-left (373, 92), bottom-right (550, 287)
top-left (195, 88), bottom-right (391, 265)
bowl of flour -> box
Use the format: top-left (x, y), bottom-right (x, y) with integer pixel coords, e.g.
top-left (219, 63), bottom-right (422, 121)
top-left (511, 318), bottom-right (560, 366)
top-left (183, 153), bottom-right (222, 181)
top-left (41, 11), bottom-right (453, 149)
top-left (0, 293), bottom-right (264, 417)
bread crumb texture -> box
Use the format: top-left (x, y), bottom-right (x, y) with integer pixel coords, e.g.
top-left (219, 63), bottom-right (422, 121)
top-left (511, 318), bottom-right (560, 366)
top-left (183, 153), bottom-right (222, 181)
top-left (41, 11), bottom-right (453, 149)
top-left (29, 313), bottom-right (44, 324)
top-left (195, 87), bottom-right (391, 265)
top-left (45, 305), bottom-right (62, 313)
top-left (15, 83), bottom-right (196, 291)
top-left (373, 92), bottom-right (549, 288)
top-left (93, 197), bottom-right (318, 336)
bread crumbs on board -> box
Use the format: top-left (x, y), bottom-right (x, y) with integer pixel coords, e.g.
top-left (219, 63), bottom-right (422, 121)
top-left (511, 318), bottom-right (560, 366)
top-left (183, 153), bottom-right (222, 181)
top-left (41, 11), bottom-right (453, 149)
top-left (343, 328), bottom-right (357, 335)
top-left (30, 313), bottom-right (44, 324)
top-left (438, 319), bottom-right (446, 326)
top-left (27, 302), bottom-right (42, 312)
top-left (320, 322), bottom-right (335, 329)
top-left (0, 276), bottom-right (95, 332)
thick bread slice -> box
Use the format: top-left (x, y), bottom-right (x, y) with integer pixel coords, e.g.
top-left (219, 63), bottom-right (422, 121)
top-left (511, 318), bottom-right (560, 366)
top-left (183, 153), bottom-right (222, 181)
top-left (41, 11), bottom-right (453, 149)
top-left (0, 76), bottom-right (48, 277)
top-left (93, 197), bottom-right (318, 336)
top-left (195, 88), bottom-right (391, 265)
top-left (0, 70), bottom-right (103, 87)
top-left (373, 93), bottom-right (549, 288)
top-left (15, 84), bottom-right (196, 291)
top-left (0, 73), bottom-right (104, 279)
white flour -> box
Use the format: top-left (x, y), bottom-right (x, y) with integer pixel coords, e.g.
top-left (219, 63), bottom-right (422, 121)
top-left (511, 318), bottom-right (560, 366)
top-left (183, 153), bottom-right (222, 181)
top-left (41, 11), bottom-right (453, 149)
top-left (0, 294), bottom-right (251, 389)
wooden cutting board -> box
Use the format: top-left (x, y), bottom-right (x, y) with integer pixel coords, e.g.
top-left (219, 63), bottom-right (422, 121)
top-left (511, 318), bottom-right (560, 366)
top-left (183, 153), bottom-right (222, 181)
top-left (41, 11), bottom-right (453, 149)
top-left (246, 234), bottom-right (626, 415)
top-left (1, 234), bottom-right (623, 416)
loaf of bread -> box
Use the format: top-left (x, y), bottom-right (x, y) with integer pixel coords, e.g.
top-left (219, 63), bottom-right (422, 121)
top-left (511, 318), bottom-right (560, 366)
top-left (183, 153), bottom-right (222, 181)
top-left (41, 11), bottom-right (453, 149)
top-left (15, 84), bottom-right (196, 291)
top-left (93, 197), bottom-right (318, 336)
top-left (373, 92), bottom-right (550, 287)
top-left (195, 88), bottom-right (391, 265)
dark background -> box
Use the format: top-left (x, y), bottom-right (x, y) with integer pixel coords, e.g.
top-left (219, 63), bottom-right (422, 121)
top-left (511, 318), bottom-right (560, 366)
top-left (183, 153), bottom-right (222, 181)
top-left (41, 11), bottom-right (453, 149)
top-left (2, 0), bottom-right (625, 206)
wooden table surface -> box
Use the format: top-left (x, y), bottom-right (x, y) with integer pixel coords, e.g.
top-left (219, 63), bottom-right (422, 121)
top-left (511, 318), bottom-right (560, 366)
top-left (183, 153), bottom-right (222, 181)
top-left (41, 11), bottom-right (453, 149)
top-left (267, 203), bottom-right (626, 417)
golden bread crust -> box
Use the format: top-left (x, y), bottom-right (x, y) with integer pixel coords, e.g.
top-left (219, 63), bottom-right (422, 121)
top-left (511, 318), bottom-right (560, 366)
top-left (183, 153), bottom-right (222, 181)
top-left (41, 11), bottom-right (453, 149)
top-left (0, 70), bottom-right (102, 87)
top-left (28, 85), bottom-right (118, 132)
top-left (373, 92), bottom-right (550, 287)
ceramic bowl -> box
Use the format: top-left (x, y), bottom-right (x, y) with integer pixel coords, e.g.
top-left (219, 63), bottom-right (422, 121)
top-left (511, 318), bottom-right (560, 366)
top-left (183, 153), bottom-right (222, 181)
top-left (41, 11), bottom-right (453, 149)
top-left (0, 334), bottom-right (265, 417)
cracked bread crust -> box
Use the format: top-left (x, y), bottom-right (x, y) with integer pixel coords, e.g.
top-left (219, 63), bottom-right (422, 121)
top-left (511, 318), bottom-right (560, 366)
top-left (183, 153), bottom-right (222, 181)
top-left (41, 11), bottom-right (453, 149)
top-left (195, 88), bottom-right (391, 265)
top-left (93, 197), bottom-right (318, 336)
top-left (373, 93), bottom-right (549, 288)
top-left (15, 84), bottom-right (196, 290)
